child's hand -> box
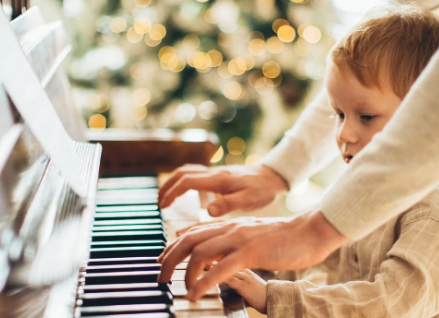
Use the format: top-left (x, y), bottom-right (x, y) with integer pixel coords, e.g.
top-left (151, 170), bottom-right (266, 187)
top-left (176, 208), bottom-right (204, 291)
top-left (226, 269), bottom-right (267, 314)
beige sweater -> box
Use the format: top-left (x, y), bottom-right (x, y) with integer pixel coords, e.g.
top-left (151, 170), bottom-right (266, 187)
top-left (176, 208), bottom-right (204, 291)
top-left (266, 187), bottom-right (439, 318)
top-left (262, 16), bottom-right (439, 240)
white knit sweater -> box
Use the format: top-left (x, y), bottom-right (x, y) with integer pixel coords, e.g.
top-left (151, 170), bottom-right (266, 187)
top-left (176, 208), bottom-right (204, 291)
top-left (262, 6), bottom-right (439, 239)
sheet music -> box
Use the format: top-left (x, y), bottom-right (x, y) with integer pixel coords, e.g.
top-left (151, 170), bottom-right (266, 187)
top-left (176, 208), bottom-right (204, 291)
top-left (0, 11), bottom-right (85, 197)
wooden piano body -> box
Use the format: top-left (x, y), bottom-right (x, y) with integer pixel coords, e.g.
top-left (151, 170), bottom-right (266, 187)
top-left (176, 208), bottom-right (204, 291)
top-left (0, 6), bottom-right (247, 318)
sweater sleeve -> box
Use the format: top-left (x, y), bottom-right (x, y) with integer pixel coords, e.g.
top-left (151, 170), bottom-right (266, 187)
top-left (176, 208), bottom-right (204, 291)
top-left (266, 218), bottom-right (439, 318)
top-left (320, 50), bottom-right (439, 240)
top-left (261, 89), bottom-right (339, 190)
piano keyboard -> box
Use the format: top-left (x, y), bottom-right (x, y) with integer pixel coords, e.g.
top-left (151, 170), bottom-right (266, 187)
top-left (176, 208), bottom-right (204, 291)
top-left (74, 175), bottom-right (228, 318)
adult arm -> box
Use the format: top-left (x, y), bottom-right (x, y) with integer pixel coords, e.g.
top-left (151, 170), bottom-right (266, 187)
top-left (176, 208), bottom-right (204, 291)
top-left (267, 218), bottom-right (439, 318)
top-left (320, 49), bottom-right (439, 240)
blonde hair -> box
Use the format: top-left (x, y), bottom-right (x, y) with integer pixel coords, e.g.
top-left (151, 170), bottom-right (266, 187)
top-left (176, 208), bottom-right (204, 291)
top-left (331, 4), bottom-right (439, 98)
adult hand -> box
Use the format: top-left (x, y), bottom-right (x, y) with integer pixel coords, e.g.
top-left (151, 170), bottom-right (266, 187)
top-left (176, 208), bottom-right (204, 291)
top-left (159, 164), bottom-right (289, 217)
top-left (157, 210), bottom-right (348, 300)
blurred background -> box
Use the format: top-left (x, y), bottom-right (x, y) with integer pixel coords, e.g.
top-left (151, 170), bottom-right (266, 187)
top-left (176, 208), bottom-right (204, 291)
top-left (29, 0), bottom-right (385, 214)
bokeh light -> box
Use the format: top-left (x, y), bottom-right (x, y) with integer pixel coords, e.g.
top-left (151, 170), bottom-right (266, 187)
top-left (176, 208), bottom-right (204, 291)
top-left (174, 103), bottom-right (196, 123)
top-left (225, 153), bottom-right (245, 165)
top-left (303, 25), bottom-right (322, 43)
top-left (223, 82), bottom-right (243, 100)
top-left (182, 34), bottom-right (200, 49)
top-left (272, 19), bottom-right (289, 33)
top-left (248, 38), bottom-right (266, 56)
top-left (217, 62), bottom-right (233, 79)
top-left (144, 34), bottom-right (161, 47)
top-left (149, 24), bottom-right (167, 41)
top-left (110, 17), bottom-right (127, 33)
top-left (89, 114), bottom-right (106, 130)
top-left (228, 58), bottom-right (246, 75)
top-left (278, 25), bottom-right (296, 42)
top-left (199, 101), bottom-right (218, 120)
top-left (227, 136), bottom-right (246, 155)
top-left (133, 88), bottom-right (151, 106)
top-left (210, 146), bottom-right (224, 163)
top-left (267, 36), bottom-right (285, 54)
top-left (133, 105), bottom-right (147, 121)
top-left (208, 50), bottom-right (223, 67)
top-left (127, 27), bottom-right (143, 43)
top-left (134, 18), bottom-right (152, 34)
top-left (262, 61), bottom-right (281, 78)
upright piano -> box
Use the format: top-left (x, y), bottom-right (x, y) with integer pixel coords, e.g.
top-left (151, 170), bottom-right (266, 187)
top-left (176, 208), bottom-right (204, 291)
top-left (0, 6), bottom-right (247, 318)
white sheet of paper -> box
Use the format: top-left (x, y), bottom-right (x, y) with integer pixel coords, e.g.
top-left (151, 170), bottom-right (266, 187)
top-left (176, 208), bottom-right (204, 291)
top-left (0, 11), bottom-right (85, 197)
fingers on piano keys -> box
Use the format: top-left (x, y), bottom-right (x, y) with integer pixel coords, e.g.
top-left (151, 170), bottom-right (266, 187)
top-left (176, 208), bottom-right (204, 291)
top-left (74, 176), bottom-right (226, 318)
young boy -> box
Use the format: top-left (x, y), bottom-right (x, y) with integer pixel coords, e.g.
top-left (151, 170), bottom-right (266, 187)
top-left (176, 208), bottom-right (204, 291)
top-left (226, 5), bottom-right (439, 318)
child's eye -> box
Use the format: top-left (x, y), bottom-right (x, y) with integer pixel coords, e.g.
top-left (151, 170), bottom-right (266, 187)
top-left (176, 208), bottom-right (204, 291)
top-left (360, 114), bottom-right (376, 121)
top-left (337, 113), bottom-right (345, 120)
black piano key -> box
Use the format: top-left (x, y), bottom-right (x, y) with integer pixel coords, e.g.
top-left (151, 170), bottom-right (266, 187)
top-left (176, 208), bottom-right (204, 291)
top-left (85, 263), bottom-right (162, 273)
top-left (94, 212), bottom-right (161, 221)
top-left (95, 205), bottom-right (159, 213)
top-left (77, 303), bottom-right (173, 317)
top-left (87, 257), bottom-right (159, 266)
top-left (90, 246), bottom-right (164, 258)
top-left (93, 219), bottom-right (164, 227)
top-left (82, 271), bottom-right (162, 285)
top-left (78, 283), bottom-right (171, 294)
top-left (92, 224), bottom-right (164, 232)
top-left (78, 291), bottom-right (173, 306)
top-left (92, 231), bottom-right (167, 242)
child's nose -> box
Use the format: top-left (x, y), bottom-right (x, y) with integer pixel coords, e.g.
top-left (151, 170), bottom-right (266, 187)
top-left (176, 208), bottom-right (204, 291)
top-left (337, 120), bottom-right (358, 144)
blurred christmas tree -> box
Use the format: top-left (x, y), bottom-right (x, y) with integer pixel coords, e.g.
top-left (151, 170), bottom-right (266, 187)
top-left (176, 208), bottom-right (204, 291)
top-left (61, 0), bottom-right (337, 165)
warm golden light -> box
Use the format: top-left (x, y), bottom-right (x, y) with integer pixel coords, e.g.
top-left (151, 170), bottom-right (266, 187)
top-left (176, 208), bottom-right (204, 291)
top-left (182, 34), bottom-right (200, 49)
top-left (144, 35), bottom-right (161, 47)
top-left (248, 38), bottom-right (266, 56)
top-left (171, 58), bottom-right (186, 73)
top-left (110, 17), bottom-right (127, 33)
top-left (255, 77), bottom-right (274, 95)
top-left (267, 36), bottom-right (285, 54)
top-left (245, 154), bottom-right (262, 165)
top-left (197, 0), bottom-right (209, 2)
top-left (134, 18), bottom-right (152, 34)
top-left (298, 23), bottom-right (309, 37)
top-left (272, 19), bottom-right (289, 33)
top-left (210, 146), bottom-right (224, 163)
top-left (290, 0), bottom-right (308, 3)
top-left (208, 50), bottom-right (223, 67)
top-left (262, 61), bottom-right (281, 78)
top-left (241, 53), bottom-right (255, 70)
top-left (217, 62), bottom-right (233, 79)
top-left (303, 25), bottom-right (321, 43)
top-left (130, 62), bottom-right (148, 79)
top-left (192, 51), bottom-right (212, 70)
top-left (133, 105), bottom-right (147, 121)
top-left (227, 136), bottom-right (246, 155)
top-left (89, 114), bottom-right (106, 130)
top-left (278, 25), bottom-right (296, 43)
top-left (127, 27), bottom-right (143, 43)
top-left (133, 88), bottom-right (151, 106)
top-left (223, 82), bottom-right (243, 100)
top-left (159, 46), bottom-right (176, 58)
top-left (228, 58), bottom-right (246, 75)
top-left (91, 94), bottom-right (110, 113)
top-left (135, 0), bottom-right (153, 6)
top-left (149, 24), bottom-right (166, 41)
